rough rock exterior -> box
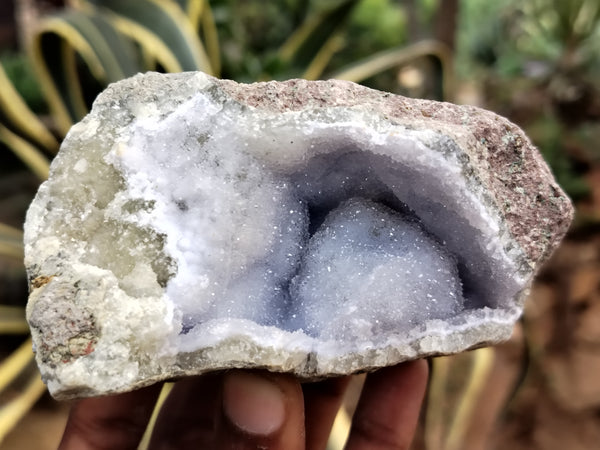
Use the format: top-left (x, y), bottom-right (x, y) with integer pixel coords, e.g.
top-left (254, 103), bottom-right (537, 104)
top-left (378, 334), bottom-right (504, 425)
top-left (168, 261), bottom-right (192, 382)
top-left (24, 72), bottom-right (573, 399)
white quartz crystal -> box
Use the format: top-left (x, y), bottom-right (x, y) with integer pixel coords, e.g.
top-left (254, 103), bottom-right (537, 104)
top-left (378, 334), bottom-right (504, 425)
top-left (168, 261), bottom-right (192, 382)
top-left (24, 72), bottom-right (573, 399)
top-left (291, 198), bottom-right (463, 340)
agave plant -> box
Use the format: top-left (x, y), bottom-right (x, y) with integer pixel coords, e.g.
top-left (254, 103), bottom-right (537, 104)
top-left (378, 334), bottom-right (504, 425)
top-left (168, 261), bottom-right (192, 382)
top-left (0, 0), bottom-right (474, 448)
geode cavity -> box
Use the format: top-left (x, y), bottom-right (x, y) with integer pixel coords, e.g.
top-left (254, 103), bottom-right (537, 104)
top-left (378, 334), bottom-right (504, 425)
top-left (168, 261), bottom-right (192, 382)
top-left (24, 72), bottom-right (573, 399)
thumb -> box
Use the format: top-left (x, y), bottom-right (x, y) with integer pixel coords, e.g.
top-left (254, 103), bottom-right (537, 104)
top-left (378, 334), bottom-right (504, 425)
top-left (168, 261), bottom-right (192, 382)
top-left (215, 370), bottom-right (305, 450)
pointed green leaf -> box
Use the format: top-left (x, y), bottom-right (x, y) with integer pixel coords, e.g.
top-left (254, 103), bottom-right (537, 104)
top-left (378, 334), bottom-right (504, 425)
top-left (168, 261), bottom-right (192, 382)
top-left (84, 0), bottom-right (213, 74)
top-left (168, 0), bottom-right (205, 29)
top-left (199, 1), bottom-right (221, 76)
top-left (0, 124), bottom-right (50, 181)
top-left (302, 32), bottom-right (345, 80)
top-left (278, 0), bottom-right (359, 70)
top-left (330, 40), bottom-right (452, 100)
top-left (29, 9), bottom-right (142, 134)
top-left (162, 0), bottom-right (219, 74)
top-left (0, 63), bottom-right (59, 154)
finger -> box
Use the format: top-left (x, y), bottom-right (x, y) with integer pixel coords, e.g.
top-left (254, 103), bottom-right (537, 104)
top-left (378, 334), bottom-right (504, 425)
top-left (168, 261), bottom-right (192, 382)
top-left (215, 370), bottom-right (305, 450)
top-left (59, 384), bottom-right (162, 450)
top-left (346, 360), bottom-right (429, 450)
top-left (303, 376), bottom-right (351, 450)
top-left (148, 373), bottom-right (221, 449)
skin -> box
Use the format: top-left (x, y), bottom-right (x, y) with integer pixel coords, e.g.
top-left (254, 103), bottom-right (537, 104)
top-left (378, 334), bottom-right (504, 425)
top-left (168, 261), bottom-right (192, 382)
top-left (58, 359), bottom-right (428, 450)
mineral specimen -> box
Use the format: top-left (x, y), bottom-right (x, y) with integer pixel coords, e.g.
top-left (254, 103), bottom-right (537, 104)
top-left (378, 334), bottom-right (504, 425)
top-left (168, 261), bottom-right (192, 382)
top-left (24, 72), bottom-right (573, 399)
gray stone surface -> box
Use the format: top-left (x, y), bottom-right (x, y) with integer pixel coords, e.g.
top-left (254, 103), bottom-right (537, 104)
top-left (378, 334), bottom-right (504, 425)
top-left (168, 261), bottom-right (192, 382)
top-left (24, 72), bottom-right (573, 399)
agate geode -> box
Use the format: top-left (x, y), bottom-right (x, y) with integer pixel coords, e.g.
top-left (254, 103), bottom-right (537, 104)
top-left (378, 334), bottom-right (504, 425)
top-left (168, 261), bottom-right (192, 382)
top-left (24, 72), bottom-right (573, 399)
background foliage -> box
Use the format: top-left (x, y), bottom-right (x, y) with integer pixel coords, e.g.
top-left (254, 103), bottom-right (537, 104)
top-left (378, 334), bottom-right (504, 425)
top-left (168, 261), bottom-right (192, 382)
top-left (1, 0), bottom-right (599, 448)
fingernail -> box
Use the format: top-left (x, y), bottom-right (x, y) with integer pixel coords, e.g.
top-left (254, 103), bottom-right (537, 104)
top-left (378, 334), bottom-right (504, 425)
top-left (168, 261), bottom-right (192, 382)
top-left (222, 371), bottom-right (286, 436)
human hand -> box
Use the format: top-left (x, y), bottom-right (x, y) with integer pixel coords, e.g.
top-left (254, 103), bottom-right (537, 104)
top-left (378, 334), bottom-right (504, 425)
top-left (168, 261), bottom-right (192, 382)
top-left (58, 359), bottom-right (428, 450)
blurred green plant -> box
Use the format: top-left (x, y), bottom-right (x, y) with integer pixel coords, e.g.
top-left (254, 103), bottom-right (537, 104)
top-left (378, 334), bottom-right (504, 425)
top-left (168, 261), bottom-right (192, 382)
top-left (528, 114), bottom-right (591, 201)
top-left (457, 0), bottom-right (600, 76)
top-left (0, 52), bottom-right (47, 114)
top-left (0, 0), bottom-right (463, 447)
top-left (457, 0), bottom-right (600, 206)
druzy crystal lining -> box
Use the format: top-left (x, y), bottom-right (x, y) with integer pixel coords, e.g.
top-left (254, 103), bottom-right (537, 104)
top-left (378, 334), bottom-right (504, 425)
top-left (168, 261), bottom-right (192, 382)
top-left (24, 72), bottom-right (573, 399)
